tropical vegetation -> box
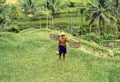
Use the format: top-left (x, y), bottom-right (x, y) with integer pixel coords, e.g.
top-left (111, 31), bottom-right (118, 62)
top-left (0, 0), bottom-right (120, 82)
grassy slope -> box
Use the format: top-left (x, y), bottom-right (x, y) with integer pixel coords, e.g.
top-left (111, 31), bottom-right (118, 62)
top-left (0, 28), bottom-right (120, 82)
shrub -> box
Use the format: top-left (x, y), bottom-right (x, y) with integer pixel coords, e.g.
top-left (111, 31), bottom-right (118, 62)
top-left (81, 32), bottom-right (100, 43)
top-left (5, 25), bottom-right (20, 33)
top-left (101, 33), bottom-right (118, 40)
top-left (71, 26), bottom-right (81, 36)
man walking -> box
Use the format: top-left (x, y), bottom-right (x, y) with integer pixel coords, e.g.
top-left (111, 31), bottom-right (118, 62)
top-left (58, 32), bottom-right (68, 60)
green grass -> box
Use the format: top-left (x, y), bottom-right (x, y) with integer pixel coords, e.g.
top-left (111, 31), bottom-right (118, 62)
top-left (17, 17), bottom-right (83, 25)
top-left (17, 17), bottom-right (89, 30)
top-left (0, 28), bottom-right (120, 82)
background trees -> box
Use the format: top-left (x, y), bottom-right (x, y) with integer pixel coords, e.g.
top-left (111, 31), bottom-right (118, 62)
top-left (0, 0), bottom-right (11, 31)
top-left (110, 0), bottom-right (120, 37)
top-left (46, 0), bottom-right (68, 16)
top-left (21, 0), bottom-right (36, 15)
top-left (0, 0), bottom-right (119, 41)
top-left (88, 0), bottom-right (112, 36)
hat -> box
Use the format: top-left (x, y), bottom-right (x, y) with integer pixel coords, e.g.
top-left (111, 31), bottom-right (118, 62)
top-left (61, 32), bottom-right (65, 36)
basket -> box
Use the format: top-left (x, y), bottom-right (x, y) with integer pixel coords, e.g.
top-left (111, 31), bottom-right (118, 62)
top-left (69, 38), bottom-right (81, 48)
top-left (49, 32), bottom-right (60, 41)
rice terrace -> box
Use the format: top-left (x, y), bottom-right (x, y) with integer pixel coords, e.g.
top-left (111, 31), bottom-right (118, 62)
top-left (0, 0), bottom-right (120, 82)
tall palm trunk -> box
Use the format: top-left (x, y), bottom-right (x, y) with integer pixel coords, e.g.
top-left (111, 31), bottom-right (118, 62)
top-left (98, 16), bottom-right (102, 37)
top-left (51, 7), bottom-right (55, 16)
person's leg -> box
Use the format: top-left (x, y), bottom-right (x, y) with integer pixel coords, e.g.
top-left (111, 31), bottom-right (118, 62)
top-left (63, 46), bottom-right (66, 60)
top-left (59, 54), bottom-right (62, 60)
top-left (59, 46), bottom-right (62, 60)
top-left (63, 53), bottom-right (65, 60)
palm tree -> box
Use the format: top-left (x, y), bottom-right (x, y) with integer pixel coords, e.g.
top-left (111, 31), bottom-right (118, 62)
top-left (21, 0), bottom-right (36, 15)
top-left (46, 0), bottom-right (67, 16)
top-left (109, 0), bottom-right (120, 38)
top-left (88, 0), bottom-right (112, 36)
top-left (46, 0), bottom-right (57, 16)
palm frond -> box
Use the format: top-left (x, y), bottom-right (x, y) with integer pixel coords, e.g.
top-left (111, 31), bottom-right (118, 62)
top-left (86, 2), bottom-right (98, 9)
top-left (99, 15), bottom-right (105, 27)
top-left (89, 11), bottom-right (101, 25)
top-left (86, 15), bottom-right (90, 21)
top-left (100, 13), bottom-right (109, 23)
top-left (115, 0), bottom-right (119, 8)
top-left (98, 0), bottom-right (105, 7)
top-left (104, 0), bottom-right (112, 9)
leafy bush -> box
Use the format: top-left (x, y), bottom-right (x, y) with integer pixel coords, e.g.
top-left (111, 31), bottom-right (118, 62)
top-left (101, 33), bottom-right (118, 40)
top-left (5, 25), bottom-right (20, 33)
top-left (81, 32), bottom-right (100, 43)
top-left (71, 26), bottom-right (81, 36)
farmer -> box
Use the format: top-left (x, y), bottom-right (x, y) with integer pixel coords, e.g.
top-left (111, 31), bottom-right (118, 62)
top-left (58, 32), bottom-right (68, 60)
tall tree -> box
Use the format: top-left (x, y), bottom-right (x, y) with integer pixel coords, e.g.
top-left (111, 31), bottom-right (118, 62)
top-left (88, 0), bottom-right (112, 36)
top-left (109, 0), bottom-right (120, 36)
top-left (22, 0), bottom-right (36, 14)
top-left (46, 0), bottom-right (66, 16)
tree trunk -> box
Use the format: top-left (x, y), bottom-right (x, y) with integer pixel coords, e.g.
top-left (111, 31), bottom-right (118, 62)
top-left (99, 17), bottom-right (102, 37)
top-left (89, 25), bottom-right (92, 33)
top-left (51, 7), bottom-right (55, 16)
top-left (99, 16), bottom-right (105, 36)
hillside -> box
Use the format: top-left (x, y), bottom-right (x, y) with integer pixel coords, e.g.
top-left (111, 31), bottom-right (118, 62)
top-left (0, 28), bottom-right (120, 82)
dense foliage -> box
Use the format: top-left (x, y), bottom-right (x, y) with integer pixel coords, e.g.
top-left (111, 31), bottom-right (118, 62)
top-left (0, 0), bottom-right (120, 42)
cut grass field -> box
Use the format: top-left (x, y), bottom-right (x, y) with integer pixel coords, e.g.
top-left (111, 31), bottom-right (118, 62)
top-left (0, 28), bottom-right (120, 82)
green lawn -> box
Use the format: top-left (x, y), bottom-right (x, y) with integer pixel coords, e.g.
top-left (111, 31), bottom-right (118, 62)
top-left (0, 28), bottom-right (120, 82)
